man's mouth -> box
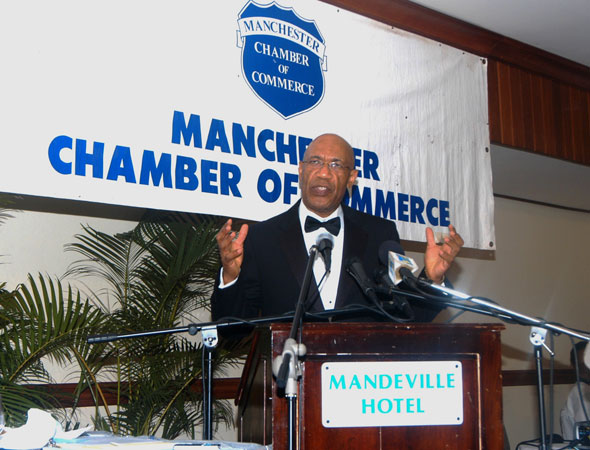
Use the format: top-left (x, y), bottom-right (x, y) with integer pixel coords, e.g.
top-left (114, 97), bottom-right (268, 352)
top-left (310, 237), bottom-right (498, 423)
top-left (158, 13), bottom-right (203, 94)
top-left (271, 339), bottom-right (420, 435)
top-left (311, 185), bottom-right (331, 195)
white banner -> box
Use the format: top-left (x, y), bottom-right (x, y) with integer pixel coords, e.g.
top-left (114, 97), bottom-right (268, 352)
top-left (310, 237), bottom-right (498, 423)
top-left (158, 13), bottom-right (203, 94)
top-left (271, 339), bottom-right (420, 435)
top-left (0, 0), bottom-right (494, 249)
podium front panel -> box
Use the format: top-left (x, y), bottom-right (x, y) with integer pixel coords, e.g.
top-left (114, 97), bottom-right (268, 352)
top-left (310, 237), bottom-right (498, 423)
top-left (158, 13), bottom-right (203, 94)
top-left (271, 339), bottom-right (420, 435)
top-left (238, 322), bottom-right (504, 450)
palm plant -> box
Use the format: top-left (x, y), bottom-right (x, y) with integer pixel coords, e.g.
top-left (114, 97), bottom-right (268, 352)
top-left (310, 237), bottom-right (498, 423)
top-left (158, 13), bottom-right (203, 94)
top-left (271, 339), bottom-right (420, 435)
top-left (0, 275), bottom-right (106, 426)
top-left (0, 195), bottom-right (110, 427)
top-left (0, 201), bottom-right (241, 437)
top-left (63, 213), bottom-right (240, 438)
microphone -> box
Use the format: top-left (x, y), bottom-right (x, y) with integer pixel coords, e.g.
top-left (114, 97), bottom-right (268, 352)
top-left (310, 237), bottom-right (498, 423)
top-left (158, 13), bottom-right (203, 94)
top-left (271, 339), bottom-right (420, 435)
top-left (316, 233), bottom-right (334, 272)
top-left (585, 343), bottom-right (590, 370)
top-left (377, 241), bottom-right (404, 289)
top-left (374, 242), bottom-right (416, 320)
top-left (346, 257), bottom-right (378, 299)
top-left (347, 257), bottom-right (414, 322)
top-left (374, 265), bottom-right (396, 295)
top-left (377, 240), bottom-right (419, 285)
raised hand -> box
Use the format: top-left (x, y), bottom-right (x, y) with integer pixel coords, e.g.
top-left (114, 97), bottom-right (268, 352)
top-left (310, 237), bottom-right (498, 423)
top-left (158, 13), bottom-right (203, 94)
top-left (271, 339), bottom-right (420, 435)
top-left (424, 224), bottom-right (464, 284)
top-left (216, 219), bottom-right (249, 284)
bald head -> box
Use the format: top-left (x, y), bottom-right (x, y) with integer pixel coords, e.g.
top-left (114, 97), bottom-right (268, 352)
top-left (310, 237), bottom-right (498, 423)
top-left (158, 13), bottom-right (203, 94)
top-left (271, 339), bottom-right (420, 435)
top-left (304, 134), bottom-right (355, 167)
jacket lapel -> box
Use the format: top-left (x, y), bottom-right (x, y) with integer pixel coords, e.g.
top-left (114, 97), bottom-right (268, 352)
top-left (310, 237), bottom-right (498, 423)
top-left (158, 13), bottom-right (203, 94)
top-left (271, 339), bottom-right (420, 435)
top-left (277, 202), bottom-right (323, 312)
top-left (277, 202), bottom-right (366, 313)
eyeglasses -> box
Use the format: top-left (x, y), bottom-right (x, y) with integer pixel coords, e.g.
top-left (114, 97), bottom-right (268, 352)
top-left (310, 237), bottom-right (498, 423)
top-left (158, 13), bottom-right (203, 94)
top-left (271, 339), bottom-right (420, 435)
top-left (301, 159), bottom-right (351, 172)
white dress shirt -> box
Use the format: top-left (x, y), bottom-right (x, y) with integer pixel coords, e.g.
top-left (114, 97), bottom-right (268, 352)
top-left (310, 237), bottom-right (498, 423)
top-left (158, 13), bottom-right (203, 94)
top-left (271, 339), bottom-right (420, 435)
top-left (219, 203), bottom-right (345, 311)
top-left (298, 203), bottom-right (344, 310)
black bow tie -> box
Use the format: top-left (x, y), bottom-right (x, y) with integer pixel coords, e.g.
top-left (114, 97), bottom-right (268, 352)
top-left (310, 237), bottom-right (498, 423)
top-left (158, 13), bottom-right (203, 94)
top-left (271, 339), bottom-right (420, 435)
top-left (304, 216), bottom-right (341, 236)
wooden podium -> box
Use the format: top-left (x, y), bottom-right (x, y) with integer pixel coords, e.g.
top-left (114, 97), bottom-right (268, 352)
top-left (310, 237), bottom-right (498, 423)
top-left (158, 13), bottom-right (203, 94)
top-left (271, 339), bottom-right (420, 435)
top-left (235, 322), bottom-right (504, 450)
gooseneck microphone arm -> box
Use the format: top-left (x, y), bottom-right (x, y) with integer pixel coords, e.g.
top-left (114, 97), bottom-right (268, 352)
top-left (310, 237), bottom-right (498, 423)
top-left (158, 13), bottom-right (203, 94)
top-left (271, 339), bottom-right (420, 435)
top-left (400, 267), bottom-right (590, 450)
top-left (400, 268), bottom-right (590, 340)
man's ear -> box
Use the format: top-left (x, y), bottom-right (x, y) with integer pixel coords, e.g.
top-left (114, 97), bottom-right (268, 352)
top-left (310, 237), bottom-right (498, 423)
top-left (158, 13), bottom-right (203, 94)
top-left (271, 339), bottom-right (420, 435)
top-left (347, 169), bottom-right (358, 197)
top-left (347, 169), bottom-right (358, 189)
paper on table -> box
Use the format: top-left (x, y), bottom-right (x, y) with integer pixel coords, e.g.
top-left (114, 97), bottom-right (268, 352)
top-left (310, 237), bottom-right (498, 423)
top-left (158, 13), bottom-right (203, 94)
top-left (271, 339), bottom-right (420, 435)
top-left (54, 437), bottom-right (220, 450)
top-left (0, 409), bottom-right (91, 449)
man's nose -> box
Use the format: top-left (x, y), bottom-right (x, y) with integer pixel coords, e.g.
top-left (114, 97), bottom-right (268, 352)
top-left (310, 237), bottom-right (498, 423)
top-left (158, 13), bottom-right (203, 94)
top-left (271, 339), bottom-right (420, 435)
top-left (317, 162), bottom-right (332, 177)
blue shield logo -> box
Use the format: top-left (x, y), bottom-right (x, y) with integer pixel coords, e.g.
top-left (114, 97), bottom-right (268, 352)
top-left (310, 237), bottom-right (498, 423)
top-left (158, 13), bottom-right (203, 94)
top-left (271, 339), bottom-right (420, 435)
top-left (237, 1), bottom-right (327, 119)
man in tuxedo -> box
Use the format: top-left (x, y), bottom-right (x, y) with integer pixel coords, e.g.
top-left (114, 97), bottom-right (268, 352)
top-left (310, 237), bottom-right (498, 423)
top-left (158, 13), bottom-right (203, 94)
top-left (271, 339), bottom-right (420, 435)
top-left (211, 133), bottom-right (463, 322)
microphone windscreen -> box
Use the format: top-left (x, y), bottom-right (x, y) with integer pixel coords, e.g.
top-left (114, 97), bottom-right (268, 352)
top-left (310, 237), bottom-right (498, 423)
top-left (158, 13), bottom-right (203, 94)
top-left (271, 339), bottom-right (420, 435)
top-left (316, 232), bottom-right (334, 250)
top-left (584, 342), bottom-right (590, 370)
top-left (378, 240), bottom-right (405, 265)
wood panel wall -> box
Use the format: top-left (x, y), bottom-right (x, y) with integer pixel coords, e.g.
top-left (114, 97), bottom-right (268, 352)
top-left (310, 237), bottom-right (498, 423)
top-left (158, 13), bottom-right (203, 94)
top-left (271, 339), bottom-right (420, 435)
top-left (489, 60), bottom-right (590, 165)
top-left (31, 369), bottom-right (577, 408)
top-left (321, 0), bottom-right (590, 166)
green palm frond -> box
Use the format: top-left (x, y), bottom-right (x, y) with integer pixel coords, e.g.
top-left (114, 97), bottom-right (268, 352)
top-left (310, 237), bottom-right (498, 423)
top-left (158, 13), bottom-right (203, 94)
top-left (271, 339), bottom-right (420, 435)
top-left (0, 274), bottom-right (106, 426)
top-left (63, 225), bottom-right (148, 307)
top-left (91, 339), bottom-right (200, 437)
top-left (61, 214), bottom-right (242, 438)
top-left (100, 337), bottom-right (238, 439)
top-left (0, 381), bottom-right (56, 427)
top-left (131, 221), bottom-right (220, 323)
top-left (1, 205), bottom-right (239, 436)
top-left (1, 274), bottom-right (105, 384)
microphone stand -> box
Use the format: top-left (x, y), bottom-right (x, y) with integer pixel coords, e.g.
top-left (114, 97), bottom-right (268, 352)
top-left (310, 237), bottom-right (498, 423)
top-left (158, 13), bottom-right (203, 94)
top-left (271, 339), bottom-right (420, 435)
top-left (90, 276), bottom-right (572, 446)
top-left (530, 327), bottom-right (552, 450)
top-left (88, 245), bottom-right (320, 449)
top-left (405, 274), bottom-right (590, 450)
top-left (88, 322), bottom-right (220, 440)
top-left (201, 325), bottom-right (218, 439)
top-left (272, 243), bottom-right (322, 450)
top-left (411, 277), bottom-right (590, 339)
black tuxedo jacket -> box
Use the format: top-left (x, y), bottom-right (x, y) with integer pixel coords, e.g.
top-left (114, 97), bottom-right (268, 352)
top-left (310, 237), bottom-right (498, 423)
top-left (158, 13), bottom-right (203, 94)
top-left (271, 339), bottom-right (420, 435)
top-left (211, 201), bottom-right (442, 323)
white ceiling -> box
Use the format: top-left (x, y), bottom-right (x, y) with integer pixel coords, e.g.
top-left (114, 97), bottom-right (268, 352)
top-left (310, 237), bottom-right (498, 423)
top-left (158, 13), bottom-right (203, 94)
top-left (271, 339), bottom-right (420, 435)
top-left (409, 0), bottom-right (590, 211)
top-left (408, 0), bottom-right (590, 67)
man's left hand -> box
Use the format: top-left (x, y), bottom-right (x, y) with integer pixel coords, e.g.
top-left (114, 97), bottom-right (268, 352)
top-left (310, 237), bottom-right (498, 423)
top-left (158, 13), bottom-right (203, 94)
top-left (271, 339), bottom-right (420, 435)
top-left (424, 224), bottom-right (464, 284)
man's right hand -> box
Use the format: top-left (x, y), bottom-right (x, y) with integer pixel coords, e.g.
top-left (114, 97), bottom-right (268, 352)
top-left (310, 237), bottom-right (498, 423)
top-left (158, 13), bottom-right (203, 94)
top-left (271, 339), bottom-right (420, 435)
top-left (216, 219), bottom-right (249, 285)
